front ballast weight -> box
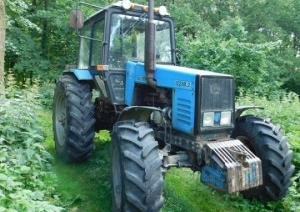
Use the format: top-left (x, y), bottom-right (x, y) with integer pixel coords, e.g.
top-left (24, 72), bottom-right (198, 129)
top-left (201, 139), bottom-right (263, 193)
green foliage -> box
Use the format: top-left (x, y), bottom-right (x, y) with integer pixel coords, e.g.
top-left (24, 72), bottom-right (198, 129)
top-left (5, 0), bottom-right (78, 84)
top-left (180, 31), bottom-right (283, 95)
top-left (38, 82), bottom-right (55, 110)
top-left (52, 138), bottom-right (111, 211)
top-left (168, 0), bottom-right (300, 95)
top-left (4, 0), bottom-right (300, 94)
top-left (236, 90), bottom-right (300, 135)
top-left (95, 130), bottom-right (111, 144)
top-left (0, 79), bottom-right (63, 211)
top-left (287, 171), bottom-right (300, 212)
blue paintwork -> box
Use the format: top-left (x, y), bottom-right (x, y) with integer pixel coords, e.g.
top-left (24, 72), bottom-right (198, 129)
top-left (125, 61), bottom-right (200, 135)
top-left (245, 162), bottom-right (258, 187)
top-left (64, 69), bottom-right (93, 80)
top-left (201, 159), bottom-right (227, 191)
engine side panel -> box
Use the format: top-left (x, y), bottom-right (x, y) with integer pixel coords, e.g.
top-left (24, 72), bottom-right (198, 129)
top-left (125, 61), bottom-right (197, 135)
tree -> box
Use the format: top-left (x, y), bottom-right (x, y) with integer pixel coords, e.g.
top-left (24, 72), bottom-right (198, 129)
top-left (2, 0), bottom-right (300, 94)
top-left (0, 0), bottom-right (5, 94)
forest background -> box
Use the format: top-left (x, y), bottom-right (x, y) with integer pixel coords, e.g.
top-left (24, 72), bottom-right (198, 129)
top-left (3, 0), bottom-right (300, 95)
top-left (0, 0), bottom-right (300, 211)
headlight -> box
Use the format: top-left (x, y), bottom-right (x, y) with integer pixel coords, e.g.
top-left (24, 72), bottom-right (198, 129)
top-left (203, 112), bottom-right (214, 127)
top-left (203, 111), bottom-right (232, 127)
top-left (220, 111), bottom-right (232, 126)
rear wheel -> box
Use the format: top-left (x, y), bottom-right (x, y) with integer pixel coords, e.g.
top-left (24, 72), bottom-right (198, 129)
top-left (53, 75), bottom-right (95, 163)
top-left (111, 120), bottom-right (164, 212)
top-left (231, 115), bottom-right (295, 201)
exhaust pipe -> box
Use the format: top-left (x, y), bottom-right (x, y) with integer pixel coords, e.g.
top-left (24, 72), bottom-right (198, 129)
top-left (144, 0), bottom-right (170, 105)
top-left (144, 0), bottom-right (156, 89)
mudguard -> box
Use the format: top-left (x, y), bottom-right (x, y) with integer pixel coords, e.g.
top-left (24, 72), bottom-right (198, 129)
top-left (235, 106), bottom-right (264, 119)
top-left (118, 106), bottom-right (162, 123)
top-left (63, 69), bottom-right (93, 80)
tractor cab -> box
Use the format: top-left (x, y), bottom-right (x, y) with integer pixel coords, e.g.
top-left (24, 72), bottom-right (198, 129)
top-left (74, 1), bottom-right (175, 70)
top-left (68, 1), bottom-right (176, 115)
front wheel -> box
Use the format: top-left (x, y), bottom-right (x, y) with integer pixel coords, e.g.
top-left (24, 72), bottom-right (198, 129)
top-left (111, 120), bottom-right (164, 212)
top-left (231, 115), bottom-right (295, 201)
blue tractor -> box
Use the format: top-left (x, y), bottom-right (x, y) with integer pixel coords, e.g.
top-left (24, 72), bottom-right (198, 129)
top-left (52, 1), bottom-right (295, 211)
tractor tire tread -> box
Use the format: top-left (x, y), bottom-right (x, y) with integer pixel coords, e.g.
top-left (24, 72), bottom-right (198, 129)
top-left (111, 120), bottom-right (163, 212)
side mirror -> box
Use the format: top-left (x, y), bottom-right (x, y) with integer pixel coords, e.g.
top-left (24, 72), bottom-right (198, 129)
top-left (69, 9), bottom-right (84, 29)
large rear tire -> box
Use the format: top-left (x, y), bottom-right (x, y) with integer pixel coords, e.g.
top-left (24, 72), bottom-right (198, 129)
top-left (53, 75), bottom-right (95, 163)
top-left (111, 120), bottom-right (164, 212)
top-left (231, 115), bottom-right (295, 201)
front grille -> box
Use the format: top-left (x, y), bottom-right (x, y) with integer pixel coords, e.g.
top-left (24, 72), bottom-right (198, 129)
top-left (197, 76), bottom-right (235, 132)
top-left (201, 77), bottom-right (234, 111)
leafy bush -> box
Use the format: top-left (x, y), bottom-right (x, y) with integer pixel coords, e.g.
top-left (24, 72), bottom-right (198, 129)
top-left (179, 31), bottom-right (283, 95)
top-left (0, 85), bottom-right (63, 211)
top-left (38, 82), bottom-right (55, 110)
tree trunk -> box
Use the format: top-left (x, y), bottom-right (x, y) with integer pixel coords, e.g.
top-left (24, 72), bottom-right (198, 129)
top-left (41, 0), bottom-right (49, 57)
top-left (0, 0), bottom-right (6, 94)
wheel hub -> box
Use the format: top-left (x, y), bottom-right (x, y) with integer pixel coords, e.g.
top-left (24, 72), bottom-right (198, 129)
top-left (55, 94), bottom-right (67, 146)
top-left (58, 114), bottom-right (66, 126)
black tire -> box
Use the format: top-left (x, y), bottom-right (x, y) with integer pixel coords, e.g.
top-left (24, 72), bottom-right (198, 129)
top-left (231, 115), bottom-right (295, 201)
top-left (111, 120), bottom-right (164, 212)
top-left (52, 74), bottom-right (95, 163)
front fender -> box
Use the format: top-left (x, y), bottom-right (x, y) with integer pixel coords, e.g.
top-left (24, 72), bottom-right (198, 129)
top-left (235, 106), bottom-right (264, 119)
top-left (63, 69), bottom-right (93, 80)
top-left (118, 106), bottom-right (162, 123)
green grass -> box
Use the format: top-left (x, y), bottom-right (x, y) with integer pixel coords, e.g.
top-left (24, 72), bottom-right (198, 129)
top-left (52, 142), bottom-right (111, 212)
top-left (39, 111), bottom-right (111, 211)
top-left (163, 169), bottom-right (239, 212)
top-left (39, 110), bottom-right (296, 212)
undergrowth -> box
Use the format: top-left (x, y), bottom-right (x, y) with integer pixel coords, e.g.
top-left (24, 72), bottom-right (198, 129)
top-left (0, 78), bottom-right (63, 211)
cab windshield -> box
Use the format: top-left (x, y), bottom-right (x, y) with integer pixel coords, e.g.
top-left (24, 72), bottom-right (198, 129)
top-left (109, 13), bottom-right (172, 68)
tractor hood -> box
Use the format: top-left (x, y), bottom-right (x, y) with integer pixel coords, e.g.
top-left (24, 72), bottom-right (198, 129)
top-left (125, 61), bottom-right (232, 94)
top-left (125, 61), bottom-right (235, 136)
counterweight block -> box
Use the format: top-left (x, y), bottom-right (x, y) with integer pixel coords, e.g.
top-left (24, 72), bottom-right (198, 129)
top-left (201, 139), bottom-right (263, 193)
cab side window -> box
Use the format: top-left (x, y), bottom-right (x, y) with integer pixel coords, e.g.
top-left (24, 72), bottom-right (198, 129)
top-left (78, 23), bottom-right (91, 69)
top-left (91, 20), bottom-right (105, 66)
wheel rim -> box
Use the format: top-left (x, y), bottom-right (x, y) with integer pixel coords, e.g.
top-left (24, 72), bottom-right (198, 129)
top-left (112, 144), bottom-right (122, 209)
top-left (55, 93), bottom-right (67, 146)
